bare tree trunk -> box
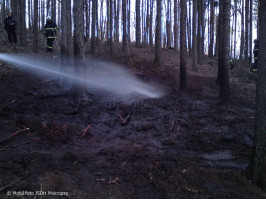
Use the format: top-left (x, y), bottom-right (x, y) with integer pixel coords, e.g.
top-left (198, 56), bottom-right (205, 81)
top-left (174, 0), bottom-right (178, 50)
top-left (127, 0), bottom-right (130, 42)
top-left (91, 0), bottom-right (96, 54)
top-left (33, 0), bottom-right (38, 53)
top-left (188, 0), bottom-right (192, 56)
top-left (240, 0), bottom-right (244, 59)
top-left (197, 0), bottom-right (202, 64)
top-left (122, 0), bottom-right (127, 51)
top-left (110, 0), bottom-right (113, 54)
top-left (249, 0), bottom-right (253, 63)
top-left (73, 0), bottom-right (86, 102)
top-left (136, 0), bottom-right (141, 47)
top-left (180, 0), bottom-right (187, 91)
top-left (234, 0), bottom-right (237, 58)
top-left (219, 0), bottom-right (230, 102)
top-left (209, 0), bottom-right (214, 57)
top-left (66, 0), bottom-right (72, 58)
top-left (149, 0), bottom-right (154, 47)
top-left (245, 0), bottom-right (249, 59)
top-left (192, 0), bottom-right (197, 70)
top-left (51, 0), bottom-right (56, 23)
top-left (154, 0), bottom-right (162, 66)
top-left (19, 0), bottom-right (27, 46)
top-left (61, 0), bottom-right (67, 70)
top-left (217, 0), bottom-right (223, 84)
top-left (251, 0), bottom-right (266, 190)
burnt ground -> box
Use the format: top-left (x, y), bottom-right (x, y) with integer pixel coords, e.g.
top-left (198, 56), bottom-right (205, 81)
top-left (0, 35), bottom-right (266, 198)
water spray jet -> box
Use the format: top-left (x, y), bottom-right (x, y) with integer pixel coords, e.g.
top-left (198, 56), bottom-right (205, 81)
top-left (0, 53), bottom-right (165, 102)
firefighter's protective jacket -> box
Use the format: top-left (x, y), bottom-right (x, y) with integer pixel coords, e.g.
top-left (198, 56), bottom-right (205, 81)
top-left (4, 16), bottom-right (17, 31)
top-left (44, 21), bottom-right (58, 38)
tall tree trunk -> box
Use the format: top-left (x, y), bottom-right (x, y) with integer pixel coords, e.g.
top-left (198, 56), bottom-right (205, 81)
top-left (115, 0), bottom-right (120, 42)
top-left (153, 0), bottom-right (162, 66)
top-left (188, 0), bottom-right (192, 56)
top-left (180, 0), bottom-right (187, 91)
top-left (219, 0), bottom-right (230, 102)
top-left (127, 0), bottom-right (130, 42)
top-left (240, 0), bottom-right (245, 59)
top-left (251, 0), bottom-right (266, 190)
top-left (197, 0), bottom-right (202, 64)
top-left (136, 0), bottom-right (141, 47)
top-left (249, 0), bottom-right (252, 63)
top-left (245, 0), bottom-right (249, 59)
top-left (166, 0), bottom-right (171, 48)
top-left (66, 0), bottom-right (72, 58)
top-left (2, 0), bottom-right (6, 28)
top-left (73, 0), bottom-right (86, 102)
top-left (217, 0), bottom-right (223, 84)
top-left (33, 0), bottom-right (38, 53)
top-left (91, 0), bottom-right (96, 54)
top-left (201, 0), bottom-right (206, 55)
top-left (149, 0), bottom-right (154, 47)
top-left (51, 0), bottom-right (56, 23)
top-left (61, 0), bottom-right (67, 70)
top-left (174, 0), bottom-right (178, 50)
top-left (110, 0), bottom-right (113, 54)
top-left (209, 0), bottom-right (214, 57)
top-left (234, 0), bottom-right (237, 59)
top-left (19, 0), bottom-right (27, 46)
top-left (122, 0), bottom-right (128, 51)
top-left (192, 0), bottom-right (197, 70)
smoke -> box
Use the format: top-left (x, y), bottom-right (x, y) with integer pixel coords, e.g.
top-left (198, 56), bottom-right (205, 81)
top-left (0, 54), bottom-right (165, 102)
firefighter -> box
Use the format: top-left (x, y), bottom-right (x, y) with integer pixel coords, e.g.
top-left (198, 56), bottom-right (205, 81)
top-left (44, 16), bottom-right (58, 52)
top-left (4, 12), bottom-right (17, 46)
top-left (253, 39), bottom-right (259, 72)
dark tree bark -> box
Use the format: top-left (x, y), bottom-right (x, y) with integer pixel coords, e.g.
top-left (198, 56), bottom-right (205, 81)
top-left (127, 0), bottom-right (131, 42)
top-left (251, 0), bottom-right (266, 191)
top-left (61, 0), bottom-right (67, 65)
top-left (166, 0), bottom-right (171, 48)
top-left (115, 0), bottom-right (120, 42)
top-left (180, 0), bottom-right (187, 91)
top-left (136, 0), bottom-right (141, 47)
top-left (240, 0), bottom-right (245, 59)
top-left (192, 0), bottom-right (197, 70)
top-left (110, 0), bottom-right (113, 54)
top-left (209, 0), bottom-right (214, 57)
top-left (249, 0), bottom-right (253, 63)
top-left (153, 0), bottom-right (162, 66)
top-left (245, 0), bottom-right (249, 59)
top-left (66, 0), bottom-right (72, 58)
top-left (234, 0), bottom-right (237, 58)
top-left (174, 0), bottom-right (178, 50)
top-left (73, 0), bottom-right (86, 101)
top-left (149, 0), bottom-right (154, 47)
top-left (219, 0), bottom-right (230, 102)
top-left (51, 0), bottom-right (56, 23)
top-left (188, 0), bottom-right (192, 56)
top-left (197, 0), bottom-right (202, 64)
top-left (33, 0), bottom-right (38, 53)
top-left (216, 0), bottom-right (223, 84)
top-left (2, 0), bottom-right (6, 28)
top-left (19, 0), bottom-right (27, 46)
top-left (122, 0), bottom-right (128, 51)
top-left (91, 0), bottom-right (96, 54)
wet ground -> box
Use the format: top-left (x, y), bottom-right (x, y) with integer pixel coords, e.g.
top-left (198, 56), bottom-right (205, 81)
top-left (0, 41), bottom-right (265, 198)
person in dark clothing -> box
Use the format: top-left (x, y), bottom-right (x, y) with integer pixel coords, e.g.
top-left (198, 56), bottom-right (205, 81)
top-left (44, 16), bottom-right (58, 52)
top-left (4, 12), bottom-right (17, 46)
top-left (252, 39), bottom-right (259, 72)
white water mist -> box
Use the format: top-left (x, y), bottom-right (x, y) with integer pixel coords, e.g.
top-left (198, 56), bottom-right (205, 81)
top-left (0, 54), bottom-right (164, 102)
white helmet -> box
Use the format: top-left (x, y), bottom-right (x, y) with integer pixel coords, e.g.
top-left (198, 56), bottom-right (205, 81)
top-left (46, 16), bottom-right (51, 21)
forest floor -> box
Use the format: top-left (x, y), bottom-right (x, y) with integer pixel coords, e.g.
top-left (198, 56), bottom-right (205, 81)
top-left (0, 34), bottom-right (266, 198)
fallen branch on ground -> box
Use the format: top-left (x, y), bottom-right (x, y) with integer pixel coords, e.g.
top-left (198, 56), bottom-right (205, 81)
top-left (0, 174), bottom-right (29, 192)
top-left (0, 127), bottom-right (29, 145)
